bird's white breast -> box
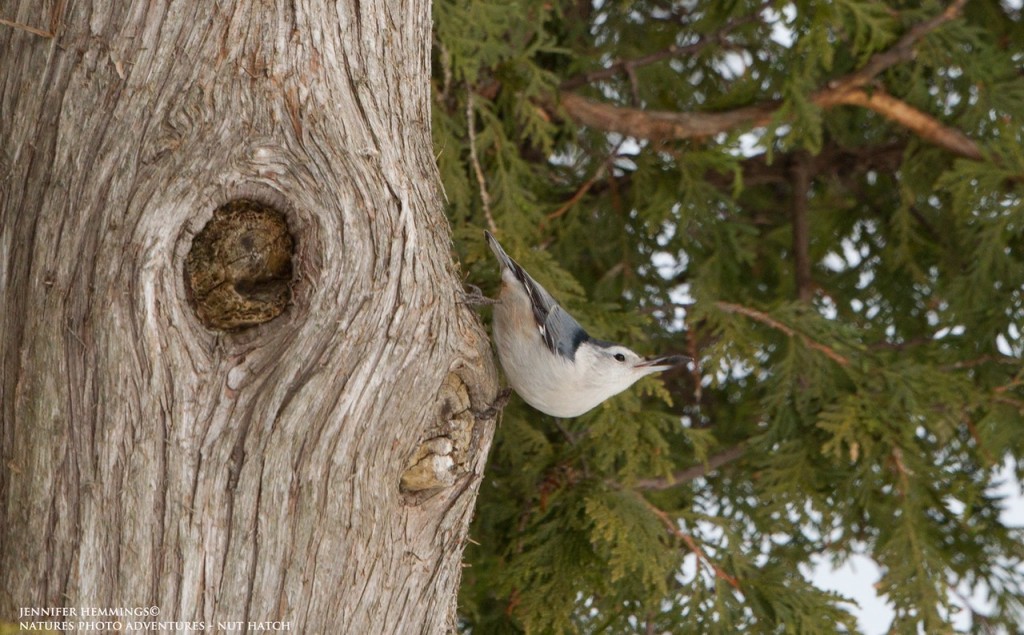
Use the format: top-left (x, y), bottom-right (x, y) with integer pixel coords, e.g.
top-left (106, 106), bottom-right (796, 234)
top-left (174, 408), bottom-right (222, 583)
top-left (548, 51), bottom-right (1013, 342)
top-left (493, 280), bottom-right (627, 417)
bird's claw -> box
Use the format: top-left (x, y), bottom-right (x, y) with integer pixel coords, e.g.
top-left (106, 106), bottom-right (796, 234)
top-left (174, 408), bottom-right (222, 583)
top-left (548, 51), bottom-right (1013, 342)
top-left (474, 387), bottom-right (512, 421)
top-left (460, 283), bottom-right (498, 307)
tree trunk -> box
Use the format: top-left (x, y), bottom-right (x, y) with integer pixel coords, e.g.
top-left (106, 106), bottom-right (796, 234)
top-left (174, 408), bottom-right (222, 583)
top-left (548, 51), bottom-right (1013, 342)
top-left (0, 1), bottom-right (498, 632)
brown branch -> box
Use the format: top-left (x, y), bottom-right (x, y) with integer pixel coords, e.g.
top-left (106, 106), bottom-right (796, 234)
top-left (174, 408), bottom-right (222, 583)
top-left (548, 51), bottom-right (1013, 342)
top-left (995, 395), bottom-right (1024, 410)
top-left (557, 92), bottom-right (775, 141)
top-left (559, 10), bottom-right (766, 91)
top-left (633, 444), bottom-right (746, 491)
top-left (995, 375), bottom-right (1024, 394)
top-left (890, 446), bottom-right (913, 494)
top-left (544, 138), bottom-right (627, 225)
top-left (814, 88), bottom-right (983, 161)
top-left (553, 1), bottom-right (981, 159)
top-left (716, 301), bottom-right (851, 366)
top-left (562, 42), bottom-right (709, 91)
top-left (466, 90), bottom-right (497, 233)
top-left (544, 168), bottom-right (601, 224)
top-left (640, 497), bottom-right (742, 590)
top-left (556, 85), bottom-right (982, 160)
top-left (868, 336), bottom-right (932, 352)
top-left (830, 0), bottom-right (968, 91)
top-left (707, 140), bottom-right (907, 190)
top-left (964, 416), bottom-right (997, 467)
top-left (0, 16), bottom-right (54, 38)
top-left (943, 353), bottom-right (1021, 370)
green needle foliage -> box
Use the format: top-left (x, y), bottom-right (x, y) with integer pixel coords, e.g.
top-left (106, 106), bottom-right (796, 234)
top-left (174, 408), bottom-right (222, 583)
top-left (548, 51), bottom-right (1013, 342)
top-left (434, 0), bottom-right (1024, 632)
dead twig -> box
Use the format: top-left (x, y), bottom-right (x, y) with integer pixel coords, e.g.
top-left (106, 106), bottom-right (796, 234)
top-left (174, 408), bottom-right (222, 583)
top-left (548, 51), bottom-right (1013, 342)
top-left (559, 8), bottom-right (767, 90)
top-left (963, 416), bottom-right (996, 468)
top-left (466, 89), bottom-right (497, 234)
top-left (715, 301), bottom-right (850, 366)
top-left (544, 138), bottom-right (627, 226)
top-left (829, 0), bottom-right (968, 91)
top-left (640, 496), bottom-right (742, 590)
top-left (0, 16), bottom-right (54, 38)
top-left (633, 444), bottom-right (746, 490)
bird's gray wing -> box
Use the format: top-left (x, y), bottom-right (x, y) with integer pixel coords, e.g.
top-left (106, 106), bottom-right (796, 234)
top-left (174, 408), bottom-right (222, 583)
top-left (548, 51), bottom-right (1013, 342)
top-left (537, 303), bottom-right (590, 360)
top-left (486, 231), bottom-right (590, 360)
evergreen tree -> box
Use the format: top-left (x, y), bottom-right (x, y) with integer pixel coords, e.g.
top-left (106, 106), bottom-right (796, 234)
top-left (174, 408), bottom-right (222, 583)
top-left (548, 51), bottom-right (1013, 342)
top-left (434, 0), bottom-right (1024, 632)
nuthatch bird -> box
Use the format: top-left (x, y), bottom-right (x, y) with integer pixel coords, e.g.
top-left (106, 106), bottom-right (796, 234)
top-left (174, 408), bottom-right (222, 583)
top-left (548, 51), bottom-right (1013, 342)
top-left (485, 231), bottom-right (687, 418)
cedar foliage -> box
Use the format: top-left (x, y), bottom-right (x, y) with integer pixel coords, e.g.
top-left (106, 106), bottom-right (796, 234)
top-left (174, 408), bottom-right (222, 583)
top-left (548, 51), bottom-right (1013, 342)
top-left (433, 0), bottom-right (1024, 632)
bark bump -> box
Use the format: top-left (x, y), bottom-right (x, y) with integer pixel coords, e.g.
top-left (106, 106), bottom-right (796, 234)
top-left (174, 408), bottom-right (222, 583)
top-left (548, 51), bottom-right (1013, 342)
top-left (400, 372), bottom-right (484, 500)
top-left (185, 199), bottom-right (295, 330)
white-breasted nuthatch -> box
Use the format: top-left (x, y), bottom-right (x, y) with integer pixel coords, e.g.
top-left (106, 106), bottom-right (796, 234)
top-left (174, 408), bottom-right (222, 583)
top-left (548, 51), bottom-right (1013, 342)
top-left (485, 231), bottom-right (688, 418)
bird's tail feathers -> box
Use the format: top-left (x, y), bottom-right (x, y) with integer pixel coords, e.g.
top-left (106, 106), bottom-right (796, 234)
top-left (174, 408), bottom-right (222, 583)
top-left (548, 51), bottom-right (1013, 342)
top-left (485, 230), bottom-right (517, 272)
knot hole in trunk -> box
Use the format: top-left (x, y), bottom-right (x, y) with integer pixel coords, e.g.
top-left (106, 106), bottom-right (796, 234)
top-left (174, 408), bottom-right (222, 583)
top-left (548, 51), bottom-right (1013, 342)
top-left (185, 199), bottom-right (295, 330)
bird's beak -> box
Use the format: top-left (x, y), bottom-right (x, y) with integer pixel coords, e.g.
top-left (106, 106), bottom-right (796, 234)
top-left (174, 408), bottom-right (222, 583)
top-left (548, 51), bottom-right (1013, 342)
top-left (635, 355), bottom-right (689, 371)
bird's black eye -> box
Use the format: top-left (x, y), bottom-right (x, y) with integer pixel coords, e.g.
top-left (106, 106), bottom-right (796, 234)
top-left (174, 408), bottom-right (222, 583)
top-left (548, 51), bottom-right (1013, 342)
top-left (614, 353), bottom-right (626, 362)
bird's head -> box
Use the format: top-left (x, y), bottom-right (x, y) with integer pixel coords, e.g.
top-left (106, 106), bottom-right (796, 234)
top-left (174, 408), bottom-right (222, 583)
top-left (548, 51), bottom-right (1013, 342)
top-left (574, 340), bottom-right (688, 401)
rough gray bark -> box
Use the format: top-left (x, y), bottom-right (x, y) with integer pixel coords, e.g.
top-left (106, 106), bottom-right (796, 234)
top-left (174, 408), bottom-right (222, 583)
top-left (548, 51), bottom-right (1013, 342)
top-left (0, 1), bottom-right (498, 632)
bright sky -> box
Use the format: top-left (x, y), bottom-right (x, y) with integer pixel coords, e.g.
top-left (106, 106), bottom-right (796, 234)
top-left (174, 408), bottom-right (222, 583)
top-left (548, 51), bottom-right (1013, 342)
top-left (809, 457), bottom-right (1024, 633)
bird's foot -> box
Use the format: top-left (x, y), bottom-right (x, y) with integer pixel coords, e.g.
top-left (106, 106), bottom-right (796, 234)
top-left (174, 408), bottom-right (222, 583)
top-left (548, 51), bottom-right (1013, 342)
top-left (474, 387), bottom-right (512, 421)
top-left (459, 283), bottom-right (498, 307)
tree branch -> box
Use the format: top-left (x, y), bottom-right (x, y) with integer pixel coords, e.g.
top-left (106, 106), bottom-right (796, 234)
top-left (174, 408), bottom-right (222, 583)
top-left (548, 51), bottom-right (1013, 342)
top-left (559, 10), bottom-right (766, 91)
top-left (552, 1), bottom-right (981, 160)
top-left (547, 141), bottom-right (908, 209)
top-left (828, 0), bottom-right (968, 91)
top-left (633, 444), bottom-right (746, 491)
top-left (556, 85), bottom-right (982, 160)
top-left (814, 87), bottom-right (983, 160)
top-left (964, 415), bottom-right (997, 467)
top-left (639, 496), bottom-right (742, 590)
top-left (557, 92), bottom-right (775, 141)
top-left (716, 301), bottom-right (851, 366)
top-left (543, 138), bottom-right (627, 225)
top-left (466, 90), bottom-right (497, 233)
